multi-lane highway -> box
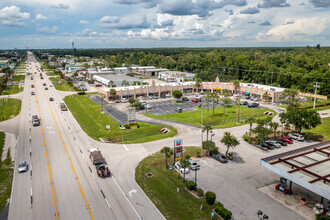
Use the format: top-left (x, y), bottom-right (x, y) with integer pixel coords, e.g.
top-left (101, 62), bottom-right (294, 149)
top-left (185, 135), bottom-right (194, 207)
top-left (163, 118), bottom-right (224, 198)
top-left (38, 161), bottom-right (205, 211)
top-left (8, 52), bottom-right (144, 220)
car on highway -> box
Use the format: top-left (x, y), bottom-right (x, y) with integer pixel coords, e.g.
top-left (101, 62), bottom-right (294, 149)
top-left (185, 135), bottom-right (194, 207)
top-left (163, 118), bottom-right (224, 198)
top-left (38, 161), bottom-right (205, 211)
top-left (31, 91), bottom-right (35, 95)
top-left (189, 160), bottom-right (200, 170)
top-left (288, 133), bottom-right (304, 141)
top-left (174, 107), bottom-right (182, 113)
top-left (43, 83), bottom-right (46, 86)
top-left (31, 84), bottom-right (34, 88)
top-left (277, 136), bottom-right (293, 144)
top-left (18, 161), bottom-right (28, 173)
top-left (174, 162), bottom-right (190, 174)
top-left (265, 140), bottom-right (281, 148)
top-left (50, 84), bottom-right (53, 87)
top-left (212, 154), bottom-right (228, 163)
top-left (49, 97), bottom-right (54, 101)
top-left (260, 142), bottom-right (274, 150)
top-left (45, 87), bottom-right (48, 90)
top-left (41, 76), bottom-right (43, 79)
top-left (248, 102), bottom-right (259, 108)
top-left (60, 103), bottom-right (68, 111)
top-left (192, 98), bottom-right (199, 103)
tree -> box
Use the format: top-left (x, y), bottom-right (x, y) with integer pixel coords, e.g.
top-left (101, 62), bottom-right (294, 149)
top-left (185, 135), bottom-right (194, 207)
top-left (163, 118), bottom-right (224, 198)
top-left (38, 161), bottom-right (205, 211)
top-left (181, 159), bottom-right (190, 182)
top-left (262, 91), bottom-right (269, 102)
top-left (279, 107), bottom-right (321, 133)
top-left (252, 118), bottom-right (273, 144)
top-left (220, 132), bottom-right (240, 157)
top-left (203, 125), bottom-right (213, 141)
top-left (233, 80), bottom-right (240, 123)
top-left (160, 147), bottom-right (173, 169)
top-left (109, 80), bottom-right (115, 87)
top-left (110, 89), bottom-right (116, 95)
top-left (83, 63), bottom-right (90, 70)
top-left (195, 78), bottom-right (202, 92)
top-left (282, 86), bottom-right (299, 107)
top-left (221, 90), bottom-right (231, 114)
top-left (203, 91), bottom-right (212, 116)
top-left (202, 140), bottom-right (216, 156)
top-left (132, 81), bottom-right (141, 86)
top-left (245, 117), bottom-right (255, 137)
top-left (210, 92), bottom-right (220, 115)
top-left (269, 122), bottom-right (279, 138)
top-left (172, 89), bottom-right (183, 100)
top-left (121, 80), bottom-right (130, 86)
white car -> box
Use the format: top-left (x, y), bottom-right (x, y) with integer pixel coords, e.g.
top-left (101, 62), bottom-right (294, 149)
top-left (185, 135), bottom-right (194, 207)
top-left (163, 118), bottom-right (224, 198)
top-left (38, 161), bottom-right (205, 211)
top-left (288, 133), bottom-right (304, 141)
top-left (148, 96), bottom-right (153, 100)
top-left (18, 161), bottom-right (28, 173)
top-left (145, 104), bottom-right (152, 109)
top-left (137, 96), bottom-right (144, 100)
top-left (165, 94), bottom-right (172, 98)
top-left (254, 97), bottom-right (261, 101)
top-left (121, 98), bottom-right (128, 103)
top-left (189, 160), bottom-right (200, 170)
top-left (174, 162), bottom-right (190, 174)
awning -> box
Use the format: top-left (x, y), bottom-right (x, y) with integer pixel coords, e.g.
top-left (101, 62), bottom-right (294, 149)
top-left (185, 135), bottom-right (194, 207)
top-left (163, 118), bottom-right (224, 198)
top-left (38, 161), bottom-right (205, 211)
top-left (161, 90), bottom-right (170, 93)
top-left (109, 95), bottom-right (119, 97)
top-left (242, 91), bottom-right (246, 94)
top-left (213, 88), bottom-right (221, 90)
top-left (245, 92), bottom-right (250, 95)
top-left (123, 94), bottom-right (133, 96)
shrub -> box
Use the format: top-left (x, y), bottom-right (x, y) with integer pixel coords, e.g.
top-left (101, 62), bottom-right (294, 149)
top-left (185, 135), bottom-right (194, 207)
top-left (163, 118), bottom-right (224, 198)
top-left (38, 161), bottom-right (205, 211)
top-left (185, 181), bottom-right (196, 191)
top-left (78, 91), bottom-right (85, 95)
top-left (124, 124), bottom-right (131, 129)
top-left (197, 188), bottom-right (204, 197)
top-left (214, 202), bottom-right (232, 220)
top-left (316, 214), bottom-right (330, 220)
top-left (205, 191), bottom-right (216, 205)
top-left (128, 98), bottom-right (135, 104)
top-left (73, 86), bottom-right (79, 91)
top-left (243, 134), bottom-right (249, 141)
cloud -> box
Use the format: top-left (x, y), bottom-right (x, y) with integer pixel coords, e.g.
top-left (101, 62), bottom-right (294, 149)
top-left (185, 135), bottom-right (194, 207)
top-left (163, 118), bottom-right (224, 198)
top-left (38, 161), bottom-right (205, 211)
top-left (51, 3), bottom-right (70, 9)
top-left (113, 0), bottom-right (160, 8)
top-left (260, 21), bottom-right (272, 26)
top-left (100, 15), bottom-right (149, 29)
top-left (248, 21), bottom-right (256, 24)
top-left (225, 9), bottom-right (234, 15)
top-left (310, 0), bottom-right (330, 8)
top-left (37, 26), bottom-right (58, 34)
top-left (160, 19), bottom-right (173, 27)
top-left (35, 14), bottom-right (46, 20)
top-left (257, 0), bottom-right (290, 8)
top-left (80, 20), bottom-right (89, 24)
top-left (240, 7), bottom-right (260, 14)
top-left (0, 5), bottom-right (30, 27)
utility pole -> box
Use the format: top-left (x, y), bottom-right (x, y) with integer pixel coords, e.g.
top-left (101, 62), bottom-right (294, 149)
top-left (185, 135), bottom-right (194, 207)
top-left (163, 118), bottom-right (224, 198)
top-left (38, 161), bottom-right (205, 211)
top-left (313, 82), bottom-right (320, 110)
top-left (201, 101), bottom-right (203, 156)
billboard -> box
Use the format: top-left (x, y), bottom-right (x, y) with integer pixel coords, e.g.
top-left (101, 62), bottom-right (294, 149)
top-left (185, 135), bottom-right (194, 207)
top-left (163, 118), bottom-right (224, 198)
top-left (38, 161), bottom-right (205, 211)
top-left (174, 138), bottom-right (183, 161)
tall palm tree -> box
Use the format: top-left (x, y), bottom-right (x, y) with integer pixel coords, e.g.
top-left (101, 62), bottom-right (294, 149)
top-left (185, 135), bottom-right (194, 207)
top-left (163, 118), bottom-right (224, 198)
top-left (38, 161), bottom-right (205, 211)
top-left (262, 91), bottom-right (269, 102)
top-left (202, 125), bottom-right (213, 141)
top-left (233, 80), bottom-right (240, 123)
top-left (221, 90), bottom-right (231, 114)
top-left (195, 78), bottom-right (202, 93)
top-left (160, 147), bottom-right (173, 169)
top-left (245, 117), bottom-right (255, 137)
top-left (210, 92), bottom-right (220, 115)
top-left (203, 91), bottom-right (211, 116)
top-left (269, 122), bottom-right (279, 138)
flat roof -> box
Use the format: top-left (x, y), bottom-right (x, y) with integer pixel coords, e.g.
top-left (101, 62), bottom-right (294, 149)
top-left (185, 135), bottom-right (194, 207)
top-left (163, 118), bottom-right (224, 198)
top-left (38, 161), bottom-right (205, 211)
top-left (241, 83), bottom-right (285, 92)
top-left (94, 74), bottom-right (141, 82)
top-left (260, 141), bottom-right (330, 199)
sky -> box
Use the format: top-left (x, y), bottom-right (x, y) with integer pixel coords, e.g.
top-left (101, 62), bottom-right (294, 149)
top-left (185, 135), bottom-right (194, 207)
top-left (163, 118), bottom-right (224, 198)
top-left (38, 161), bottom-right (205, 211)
top-left (0, 0), bottom-right (329, 49)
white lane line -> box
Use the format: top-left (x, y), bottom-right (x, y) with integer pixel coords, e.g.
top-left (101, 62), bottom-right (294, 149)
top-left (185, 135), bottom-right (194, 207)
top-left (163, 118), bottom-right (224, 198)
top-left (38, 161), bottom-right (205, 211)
top-left (104, 198), bottom-right (111, 208)
top-left (122, 144), bottom-right (129, 151)
top-left (91, 173), bottom-right (95, 179)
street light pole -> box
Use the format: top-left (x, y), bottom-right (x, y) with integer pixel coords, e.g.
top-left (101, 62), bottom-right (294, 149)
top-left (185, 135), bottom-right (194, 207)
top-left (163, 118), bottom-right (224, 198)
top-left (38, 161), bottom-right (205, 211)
top-left (195, 169), bottom-right (197, 189)
top-left (201, 101), bottom-right (203, 156)
top-left (313, 82), bottom-right (320, 110)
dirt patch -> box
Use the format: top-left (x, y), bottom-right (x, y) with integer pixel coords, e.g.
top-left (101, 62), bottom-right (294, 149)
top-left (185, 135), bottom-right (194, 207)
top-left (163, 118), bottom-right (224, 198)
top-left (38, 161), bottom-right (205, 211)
top-left (1, 133), bottom-right (16, 161)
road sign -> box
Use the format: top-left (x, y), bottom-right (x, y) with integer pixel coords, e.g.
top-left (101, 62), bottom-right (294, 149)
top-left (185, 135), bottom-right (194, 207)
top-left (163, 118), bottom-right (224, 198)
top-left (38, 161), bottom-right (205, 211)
top-left (174, 138), bottom-right (183, 161)
top-left (127, 107), bottom-right (136, 122)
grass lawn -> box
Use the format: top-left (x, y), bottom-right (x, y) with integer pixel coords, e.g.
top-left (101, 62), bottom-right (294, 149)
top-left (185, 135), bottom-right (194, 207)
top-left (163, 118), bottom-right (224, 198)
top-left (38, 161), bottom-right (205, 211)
top-left (0, 99), bottom-right (22, 121)
top-left (53, 83), bottom-right (75, 91)
top-left (303, 117), bottom-right (330, 141)
top-left (46, 71), bottom-right (60, 76)
top-left (12, 75), bottom-right (25, 82)
top-left (279, 99), bottom-right (330, 111)
top-left (49, 77), bottom-right (62, 82)
top-left (0, 85), bottom-right (24, 96)
top-left (0, 132), bottom-right (14, 212)
top-left (64, 94), bottom-right (177, 143)
top-left (136, 146), bottom-right (221, 219)
top-left (146, 105), bottom-right (275, 128)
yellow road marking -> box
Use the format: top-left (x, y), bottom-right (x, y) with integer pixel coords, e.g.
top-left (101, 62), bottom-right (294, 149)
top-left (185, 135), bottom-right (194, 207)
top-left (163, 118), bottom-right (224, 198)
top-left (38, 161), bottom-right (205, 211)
top-left (38, 69), bottom-right (94, 220)
top-left (32, 67), bottom-right (59, 220)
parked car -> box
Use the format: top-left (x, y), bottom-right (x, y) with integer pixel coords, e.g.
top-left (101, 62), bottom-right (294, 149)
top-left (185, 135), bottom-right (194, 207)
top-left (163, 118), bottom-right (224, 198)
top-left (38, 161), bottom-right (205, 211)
top-left (273, 139), bottom-right (287, 146)
top-left (95, 84), bottom-right (102, 87)
top-left (18, 161), bottom-right (28, 173)
top-left (145, 104), bottom-right (152, 109)
top-left (288, 133), bottom-right (304, 141)
top-left (138, 104), bottom-right (145, 110)
top-left (192, 98), bottom-right (199, 103)
top-left (265, 140), bottom-right (281, 148)
top-left (253, 97), bottom-right (261, 101)
top-left (245, 96), bottom-right (251, 99)
top-left (121, 98), bottom-right (128, 103)
top-left (152, 96), bottom-right (158, 99)
top-left (148, 96), bottom-right (153, 100)
top-left (277, 136), bottom-right (293, 144)
top-left (240, 101), bottom-right (248, 105)
top-left (189, 160), bottom-right (200, 170)
top-left (248, 102), bottom-right (259, 108)
top-left (182, 97), bottom-right (189, 101)
top-left (174, 107), bottom-right (182, 113)
top-left (165, 94), bottom-right (172, 98)
top-left (212, 154), bottom-right (228, 163)
top-left (49, 97), bottom-right (54, 101)
top-left (174, 162), bottom-right (190, 174)
top-left (261, 142), bottom-right (274, 150)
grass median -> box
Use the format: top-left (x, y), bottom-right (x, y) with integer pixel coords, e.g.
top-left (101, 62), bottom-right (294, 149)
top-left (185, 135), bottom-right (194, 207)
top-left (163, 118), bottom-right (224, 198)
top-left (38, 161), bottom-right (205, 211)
top-left (0, 85), bottom-right (23, 96)
top-left (0, 132), bottom-right (14, 212)
top-left (0, 98), bottom-right (22, 121)
top-left (64, 94), bottom-right (177, 143)
top-left (12, 75), bottom-right (25, 82)
top-left (136, 146), bottom-right (219, 219)
top-left (145, 105), bottom-right (275, 128)
top-left (279, 99), bottom-right (330, 111)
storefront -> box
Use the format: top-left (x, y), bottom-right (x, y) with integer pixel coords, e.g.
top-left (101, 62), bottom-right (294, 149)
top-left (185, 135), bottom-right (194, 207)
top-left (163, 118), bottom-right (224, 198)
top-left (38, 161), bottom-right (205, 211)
top-left (123, 93), bottom-right (133, 98)
top-left (183, 88), bottom-right (193, 93)
top-left (109, 95), bottom-right (119, 100)
top-left (136, 93), bottom-right (146, 98)
top-left (213, 88), bottom-right (221, 93)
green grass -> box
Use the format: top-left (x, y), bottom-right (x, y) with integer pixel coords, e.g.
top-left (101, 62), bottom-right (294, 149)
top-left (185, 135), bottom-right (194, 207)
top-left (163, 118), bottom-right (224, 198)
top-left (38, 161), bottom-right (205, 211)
top-left (53, 83), bottom-right (75, 91)
top-left (146, 105), bottom-right (275, 128)
top-left (49, 77), bottom-right (62, 82)
top-left (136, 146), bottom-right (220, 220)
top-left (303, 117), bottom-right (330, 140)
top-left (279, 99), bottom-right (330, 111)
top-left (64, 94), bottom-right (177, 143)
top-left (0, 99), bottom-right (22, 121)
top-left (0, 132), bottom-right (14, 212)
top-left (46, 71), bottom-right (60, 76)
top-left (0, 85), bottom-right (24, 96)
top-left (12, 75), bottom-right (25, 82)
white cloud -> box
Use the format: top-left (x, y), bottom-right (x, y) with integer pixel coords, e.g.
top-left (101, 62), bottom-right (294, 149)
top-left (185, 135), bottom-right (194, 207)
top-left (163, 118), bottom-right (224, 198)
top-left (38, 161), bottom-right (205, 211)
top-left (0, 5), bottom-right (30, 27)
top-left (37, 26), bottom-right (58, 34)
top-left (35, 14), bottom-right (46, 20)
top-left (80, 20), bottom-right (89, 24)
top-left (51, 3), bottom-right (70, 9)
top-left (100, 16), bottom-right (120, 23)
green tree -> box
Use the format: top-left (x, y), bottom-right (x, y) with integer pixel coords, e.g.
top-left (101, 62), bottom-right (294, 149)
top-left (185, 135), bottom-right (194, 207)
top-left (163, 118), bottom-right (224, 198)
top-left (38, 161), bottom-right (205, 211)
top-left (180, 159), bottom-right (190, 182)
top-left (202, 140), bottom-right (216, 156)
top-left (172, 89), bottom-right (183, 100)
top-left (132, 81), bottom-right (141, 86)
top-left (203, 91), bottom-right (212, 116)
top-left (210, 92), bottom-right (220, 115)
top-left (110, 89), bottom-right (116, 95)
top-left (109, 80), bottom-right (115, 87)
top-left (233, 81), bottom-right (240, 123)
top-left (121, 80), bottom-right (130, 86)
top-left (262, 91), bottom-right (270, 102)
top-left (202, 125), bottom-right (213, 141)
top-left (282, 86), bottom-right (300, 107)
top-left (221, 90), bottom-right (231, 114)
top-left (269, 122), bottom-right (279, 138)
top-left (252, 118), bottom-right (273, 144)
top-left (195, 78), bottom-right (202, 92)
top-left (245, 117), bottom-right (255, 137)
top-left (160, 147), bottom-right (173, 169)
top-left (220, 132), bottom-right (240, 157)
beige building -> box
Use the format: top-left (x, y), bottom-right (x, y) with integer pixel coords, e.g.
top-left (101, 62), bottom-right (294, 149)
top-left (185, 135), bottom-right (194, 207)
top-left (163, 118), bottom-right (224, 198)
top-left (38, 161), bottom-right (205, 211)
top-left (99, 77), bottom-right (286, 102)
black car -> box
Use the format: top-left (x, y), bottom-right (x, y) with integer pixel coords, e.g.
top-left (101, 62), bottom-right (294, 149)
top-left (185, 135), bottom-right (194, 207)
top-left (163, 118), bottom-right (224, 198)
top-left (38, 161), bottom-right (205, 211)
top-left (273, 139), bottom-right (287, 146)
top-left (211, 154), bottom-right (228, 163)
top-left (261, 142), bottom-right (274, 150)
top-left (248, 102), bottom-right (259, 108)
top-left (241, 101), bottom-right (248, 105)
top-left (245, 96), bottom-right (250, 99)
top-left (182, 97), bottom-right (189, 101)
top-left (49, 97), bottom-right (54, 101)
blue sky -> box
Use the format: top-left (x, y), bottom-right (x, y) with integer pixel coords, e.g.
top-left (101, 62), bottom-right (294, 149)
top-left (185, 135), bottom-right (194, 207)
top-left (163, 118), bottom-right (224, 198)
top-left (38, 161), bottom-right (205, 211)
top-left (0, 0), bottom-right (329, 49)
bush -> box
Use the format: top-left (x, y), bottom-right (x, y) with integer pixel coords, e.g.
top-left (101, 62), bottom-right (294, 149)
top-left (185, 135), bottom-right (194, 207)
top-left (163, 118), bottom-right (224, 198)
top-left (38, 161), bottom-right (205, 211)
top-left (214, 202), bottom-right (232, 220)
top-left (78, 91), bottom-right (85, 95)
top-left (128, 98), bottom-right (135, 104)
top-left (243, 134), bottom-right (249, 141)
top-left (197, 188), bottom-right (204, 197)
top-left (210, 147), bottom-right (219, 156)
top-left (73, 86), bottom-right (79, 91)
top-left (205, 191), bottom-right (216, 205)
top-left (185, 181), bottom-right (196, 191)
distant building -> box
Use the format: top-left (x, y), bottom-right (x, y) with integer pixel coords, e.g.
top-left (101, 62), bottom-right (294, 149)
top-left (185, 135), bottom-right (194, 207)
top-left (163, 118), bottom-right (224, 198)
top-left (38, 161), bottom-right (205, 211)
top-left (136, 68), bottom-right (168, 77)
top-left (93, 74), bottom-right (142, 87)
top-left (158, 71), bottom-right (195, 82)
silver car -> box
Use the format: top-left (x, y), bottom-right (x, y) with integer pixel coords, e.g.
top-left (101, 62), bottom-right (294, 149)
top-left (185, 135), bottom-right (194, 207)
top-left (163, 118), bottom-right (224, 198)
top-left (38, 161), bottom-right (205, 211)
top-left (18, 161), bottom-right (28, 173)
top-left (288, 133), bottom-right (304, 141)
top-left (189, 160), bottom-right (200, 170)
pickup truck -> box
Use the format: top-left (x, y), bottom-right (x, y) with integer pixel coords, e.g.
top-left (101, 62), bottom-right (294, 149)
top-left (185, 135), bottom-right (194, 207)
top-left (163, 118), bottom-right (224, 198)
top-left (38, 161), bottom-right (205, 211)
top-left (32, 115), bottom-right (40, 126)
top-left (88, 148), bottom-right (106, 165)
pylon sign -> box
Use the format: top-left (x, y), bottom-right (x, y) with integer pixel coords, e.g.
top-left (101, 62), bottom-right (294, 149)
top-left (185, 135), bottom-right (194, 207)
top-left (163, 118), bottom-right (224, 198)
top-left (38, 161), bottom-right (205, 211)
top-left (174, 138), bottom-right (183, 161)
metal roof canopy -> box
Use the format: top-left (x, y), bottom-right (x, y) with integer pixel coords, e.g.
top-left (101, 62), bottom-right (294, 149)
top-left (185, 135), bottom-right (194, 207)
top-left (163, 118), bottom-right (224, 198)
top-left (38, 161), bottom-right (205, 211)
top-left (260, 141), bottom-right (330, 200)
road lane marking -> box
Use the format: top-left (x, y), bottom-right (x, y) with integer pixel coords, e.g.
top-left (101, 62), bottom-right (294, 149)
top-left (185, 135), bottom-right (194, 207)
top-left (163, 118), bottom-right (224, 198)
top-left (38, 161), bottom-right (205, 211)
top-left (128, 189), bottom-right (137, 197)
top-left (202, 160), bottom-right (214, 167)
top-left (123, 144), bottom-right (129, 151)
top-left (40, 83), bottom-right (94, 220)
top-left (33, 74), bottom-right (59, 220)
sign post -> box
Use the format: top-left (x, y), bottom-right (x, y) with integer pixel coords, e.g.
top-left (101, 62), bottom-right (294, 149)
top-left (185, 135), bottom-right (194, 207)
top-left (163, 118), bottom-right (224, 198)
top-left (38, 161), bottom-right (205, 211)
top-left (127, 107), bottom-right (136, 123)
top-left (174, 138), bottom-right (183, 163)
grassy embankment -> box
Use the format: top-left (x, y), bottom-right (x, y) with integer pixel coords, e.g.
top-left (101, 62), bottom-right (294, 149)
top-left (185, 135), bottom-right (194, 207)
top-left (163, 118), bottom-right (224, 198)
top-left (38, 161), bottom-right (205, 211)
top-left (146, 105), bottom-right (275, 128)
top-left (0, 99), bottom-right (22, 122)
top-left (64, 94), bottom-right (177, 143)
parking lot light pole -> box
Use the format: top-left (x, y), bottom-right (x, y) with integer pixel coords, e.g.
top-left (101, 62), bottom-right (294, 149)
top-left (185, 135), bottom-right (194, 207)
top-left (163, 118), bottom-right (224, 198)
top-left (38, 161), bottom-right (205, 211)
top-left (195, 169), bottom-right (197, 188)
top-left (211, 133), bottom-right (215, 141)
top-left (201, 101), bottom-right (203, 156)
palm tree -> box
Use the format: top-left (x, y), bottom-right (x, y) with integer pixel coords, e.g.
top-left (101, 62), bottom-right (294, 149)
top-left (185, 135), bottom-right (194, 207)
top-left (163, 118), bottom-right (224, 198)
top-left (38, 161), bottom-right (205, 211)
top-left (195, 78), bottom-right (202, 93)
top-left (269, 122), bottom-right (279, 138)
top-left (180, 159), bottom-right (190, 182)
top-left (220, 132), bottom-right (240, 157)
top-left (221, 90), bottom-right (231, 114)
top-left (245, 117), bottom-right (255, 137)
top-left (160, 147), bottom-right (173, 169)
top-left (202, 125), bottom-right (213, 141)
top-left (203, 91), bottom-right (211, 116)
top-left (210, 92), bottom-right (220, 115)
top-left (233, 80), bottom-right (240, 123)
top-left (262, 91), bottom-right (269, 102)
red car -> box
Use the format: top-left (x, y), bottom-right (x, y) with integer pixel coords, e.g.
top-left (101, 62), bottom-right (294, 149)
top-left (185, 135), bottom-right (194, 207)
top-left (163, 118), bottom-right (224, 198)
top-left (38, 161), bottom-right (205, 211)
top-left (277, 136), bottom-right (293, 144)
top-left (192, 98), bottom-right (199, 103)
top-left (95, 84), bottom-right (102, 87)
